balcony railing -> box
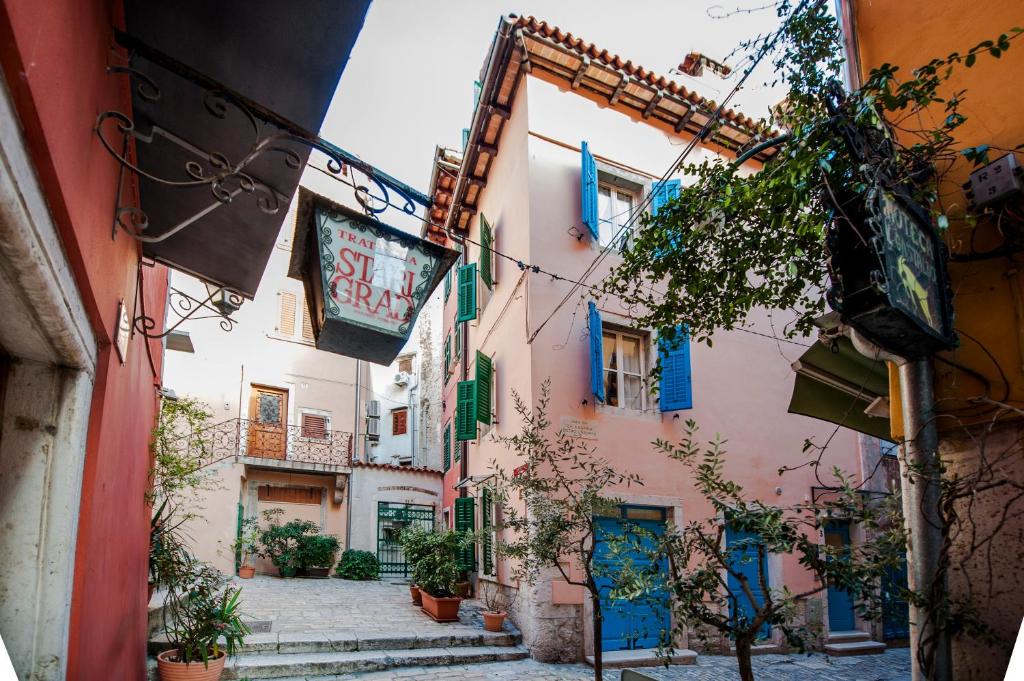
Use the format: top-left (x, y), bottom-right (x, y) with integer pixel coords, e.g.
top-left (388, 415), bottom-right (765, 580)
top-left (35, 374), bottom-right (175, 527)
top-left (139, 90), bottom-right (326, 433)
top-left (187, 418), bottom-right (352, 471)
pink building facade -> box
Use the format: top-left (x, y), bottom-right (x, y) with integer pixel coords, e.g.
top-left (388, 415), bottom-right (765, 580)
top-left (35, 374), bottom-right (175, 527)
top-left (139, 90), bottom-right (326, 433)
top-left (428, 16), bottom-right (894, 663)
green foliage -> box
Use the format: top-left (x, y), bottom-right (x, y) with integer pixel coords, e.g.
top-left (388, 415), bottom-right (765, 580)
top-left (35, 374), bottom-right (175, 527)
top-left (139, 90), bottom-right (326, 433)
top-left (258, 510), bottom-right (319, 577)
top-left (335, 550), bottom-right (381, 580)
top-left (231, 516), bottom-right (262, 568)
top-left (161, 561), bottom-right (249, 665)
top-left (603, 1), bottom-right (1023, 346)
top-left (149, 397), bottom-right (221, 514)
top-left (613, 421), bottom-right (904, 681)
top-left (413, 529), bottom-right (468, 598)
top-left (398, 525), bottom-right (435, 582)
top-left (301, 534), bottom-right (341, 569)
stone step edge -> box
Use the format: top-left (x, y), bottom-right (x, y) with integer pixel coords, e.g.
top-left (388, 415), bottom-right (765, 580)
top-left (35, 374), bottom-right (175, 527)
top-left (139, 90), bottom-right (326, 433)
top-left (146, 645), bottom-right (530, 681)
top-left (823, 640), bottom-right (887, 657)
top-left (148, 629), bottom-right (522, 656)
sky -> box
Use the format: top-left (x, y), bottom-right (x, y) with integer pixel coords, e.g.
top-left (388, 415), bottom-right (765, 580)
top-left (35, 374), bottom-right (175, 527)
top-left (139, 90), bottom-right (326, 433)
top-left (314, 0), bottom-right (792, 234)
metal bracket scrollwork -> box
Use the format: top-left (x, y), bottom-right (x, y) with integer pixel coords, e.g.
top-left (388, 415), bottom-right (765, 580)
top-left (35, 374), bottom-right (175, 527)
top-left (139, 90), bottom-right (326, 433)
top-left (134, 285), bottom-right (243, 339)
top-left (95, 37), bottom-right (431, 244)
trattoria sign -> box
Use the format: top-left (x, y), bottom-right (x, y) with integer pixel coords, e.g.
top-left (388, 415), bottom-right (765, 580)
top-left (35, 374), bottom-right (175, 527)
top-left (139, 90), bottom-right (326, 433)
top-left (289, 189), bottom-right (459, 365)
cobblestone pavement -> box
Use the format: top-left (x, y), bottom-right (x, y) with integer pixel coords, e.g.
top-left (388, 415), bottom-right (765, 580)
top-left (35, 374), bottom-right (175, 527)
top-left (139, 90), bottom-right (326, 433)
top-left (232, 575), bottom-right (496, 637)
top-left (318, 650), bottom-right (911, 680)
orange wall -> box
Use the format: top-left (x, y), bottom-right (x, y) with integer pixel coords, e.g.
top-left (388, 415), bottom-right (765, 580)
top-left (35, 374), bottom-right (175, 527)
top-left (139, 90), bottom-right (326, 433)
top-left (0, 0), bottom-right (168, 679)
top-left (851, 0), bottom-right (1024, 419)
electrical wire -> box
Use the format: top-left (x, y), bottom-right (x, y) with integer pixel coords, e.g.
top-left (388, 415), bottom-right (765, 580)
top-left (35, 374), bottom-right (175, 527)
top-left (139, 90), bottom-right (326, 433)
top-left (526, 0), bottom-right (815, 344)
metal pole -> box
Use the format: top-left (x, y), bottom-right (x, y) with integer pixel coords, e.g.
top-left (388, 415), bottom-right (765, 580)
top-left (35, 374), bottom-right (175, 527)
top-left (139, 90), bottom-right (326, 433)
top-left (898, 358), bottom-right (952, 681)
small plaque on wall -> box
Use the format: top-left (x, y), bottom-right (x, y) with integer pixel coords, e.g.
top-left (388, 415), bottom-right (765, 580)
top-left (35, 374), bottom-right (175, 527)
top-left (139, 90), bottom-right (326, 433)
top-left (114, 299), bottom-right (130, 364)
top-left (560, 416), bottom-right (598, 440)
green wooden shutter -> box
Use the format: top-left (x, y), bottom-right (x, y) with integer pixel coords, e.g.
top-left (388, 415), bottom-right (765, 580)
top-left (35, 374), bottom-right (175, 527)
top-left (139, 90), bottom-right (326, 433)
top-left (444, 334), bottom-right (451, 377)
top-left (454, 319), bottom-right (462, 359)
top-left (444, 266), bottom-right (452, 300)
top-left (457, 263), bottom-right (477, 322)
top-left (482, 487), bottom-right (494, 575)
top-left (475, 351), bottom-right (492, 425)
top-left (456, 380), bottom-right (477, 441)
top-left (443, 422), bottom-right (451, 471)
top-left (454, 496), bottom-right (476, 571)
top-left (480, 215), bottom-right (493, 290)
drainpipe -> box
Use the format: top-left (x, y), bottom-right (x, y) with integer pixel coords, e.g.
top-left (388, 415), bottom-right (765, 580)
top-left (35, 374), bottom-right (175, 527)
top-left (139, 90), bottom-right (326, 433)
top-left (898, 359), bottom-right (952, 681)
top-left (408, 371), bottom-right (419, 466)
top-left (346, 360), bottom-right (361, 552)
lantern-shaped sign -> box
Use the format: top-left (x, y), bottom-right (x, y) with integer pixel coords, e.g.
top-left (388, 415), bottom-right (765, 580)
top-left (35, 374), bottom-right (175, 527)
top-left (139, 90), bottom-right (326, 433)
top-left (289, 188), bottom-right (459, 365)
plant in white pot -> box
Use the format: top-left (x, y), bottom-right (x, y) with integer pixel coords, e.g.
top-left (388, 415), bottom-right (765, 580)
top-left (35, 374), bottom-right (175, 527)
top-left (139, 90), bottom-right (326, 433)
top-left (157, 560), bottom-right (249, 681)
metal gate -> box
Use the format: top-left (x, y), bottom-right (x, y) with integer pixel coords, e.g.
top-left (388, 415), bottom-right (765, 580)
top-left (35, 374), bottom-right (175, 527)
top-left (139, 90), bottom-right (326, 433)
top-left (377, 502), bottom-right (435, 576)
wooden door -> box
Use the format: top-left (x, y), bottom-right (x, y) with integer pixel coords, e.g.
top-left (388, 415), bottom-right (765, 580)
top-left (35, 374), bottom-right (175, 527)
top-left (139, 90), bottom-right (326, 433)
top-left (248, 386), bottom-right (288, 459)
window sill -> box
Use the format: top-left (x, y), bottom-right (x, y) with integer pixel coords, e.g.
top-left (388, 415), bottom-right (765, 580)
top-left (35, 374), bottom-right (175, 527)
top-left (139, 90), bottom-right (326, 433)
top-left (594, 403), bottom-right (661, 422)
top-left (266, 332), bottom-right (315, 347)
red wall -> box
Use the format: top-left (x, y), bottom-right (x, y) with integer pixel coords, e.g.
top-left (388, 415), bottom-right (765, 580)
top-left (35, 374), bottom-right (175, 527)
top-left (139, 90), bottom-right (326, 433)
top-left (0, 0), bottom-right (168, 678)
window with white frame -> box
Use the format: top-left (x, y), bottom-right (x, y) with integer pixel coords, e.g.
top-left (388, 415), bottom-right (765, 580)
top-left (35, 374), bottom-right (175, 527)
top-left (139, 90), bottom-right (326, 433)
top-left (276, 290), bottom-right (314, 343)
top-left (597, 182), bottom-right (638, 251)
top-left (602, 329), bottom-right (647, 410)
top-left (299, 410), bottom-right (331, 440)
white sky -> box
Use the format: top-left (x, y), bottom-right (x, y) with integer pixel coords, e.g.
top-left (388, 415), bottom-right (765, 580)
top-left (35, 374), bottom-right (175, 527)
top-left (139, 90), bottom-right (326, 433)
top-left (315, 0), bottom-right (791, 234)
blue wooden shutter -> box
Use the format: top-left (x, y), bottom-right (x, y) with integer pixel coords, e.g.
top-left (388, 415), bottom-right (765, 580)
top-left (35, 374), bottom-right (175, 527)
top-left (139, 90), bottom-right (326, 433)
top-left (659, 326), bottom-right (693, 411)
top-left (475, 351), bottom-right (492, 425)
top-left (456, 380), bottom-right (477, 441)
top-left (651, 179), bottom-right (681, 215)
top-left (581, 141), bottom-right (599, 239)
top-left (443, 422), bottom-right (451, 472)
top-left (457, 263), bottom-right (477, 322)
top-left (454, 496), bottom-right (476, 571)
top-left (588, 302), bottom-right (605, 402)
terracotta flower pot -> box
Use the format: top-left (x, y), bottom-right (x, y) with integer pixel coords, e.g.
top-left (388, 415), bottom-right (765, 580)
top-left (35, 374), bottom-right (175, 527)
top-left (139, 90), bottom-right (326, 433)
top-left (410, 584), bottom-right (422, 606)
top-left (482, 610), bottom-right (507, 632)
top-left (156, 649), bottom-right (226, 681)
top-left (455, 580), bottom-right (471, 598)
top-left (238, 565), bottom-right (255, 579)
top-left (420, 591), bottom-right (462, 622)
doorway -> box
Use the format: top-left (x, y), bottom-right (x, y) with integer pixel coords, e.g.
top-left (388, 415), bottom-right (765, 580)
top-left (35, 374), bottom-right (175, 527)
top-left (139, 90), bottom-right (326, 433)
top-left (726, 528), bottom-right (772, 640)
top-left (825, 521), bottom-right (857, 631)
top-left (248, 385), bottom-right (288, 459)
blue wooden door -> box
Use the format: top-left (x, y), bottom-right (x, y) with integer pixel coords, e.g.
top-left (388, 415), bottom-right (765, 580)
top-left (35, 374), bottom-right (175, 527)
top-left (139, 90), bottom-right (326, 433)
top-left (825, 522), bottom-right (856, 631)
top-left (882, 559), bottom-right (910, 639)
top-left (593, 509), bottom-right (671, 651)
top-left (726, 529), bottom-right (771, 639)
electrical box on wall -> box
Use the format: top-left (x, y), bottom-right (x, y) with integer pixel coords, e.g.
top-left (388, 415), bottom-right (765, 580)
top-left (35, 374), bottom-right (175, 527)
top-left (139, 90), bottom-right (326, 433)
top-left (964, 153), bottom-right (1022, 209)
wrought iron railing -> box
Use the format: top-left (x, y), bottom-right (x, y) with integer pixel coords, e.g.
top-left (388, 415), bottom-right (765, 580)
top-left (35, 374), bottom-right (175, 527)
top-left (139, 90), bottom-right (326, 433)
top-left (184, 418), bottom-right (352, 470)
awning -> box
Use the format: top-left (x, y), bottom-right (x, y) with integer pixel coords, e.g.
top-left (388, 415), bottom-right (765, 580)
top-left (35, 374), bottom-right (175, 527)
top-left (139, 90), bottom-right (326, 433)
top-left (788, 337), bottom-right (891, 440)
top-left (97, 1), bottom-right (371, 298)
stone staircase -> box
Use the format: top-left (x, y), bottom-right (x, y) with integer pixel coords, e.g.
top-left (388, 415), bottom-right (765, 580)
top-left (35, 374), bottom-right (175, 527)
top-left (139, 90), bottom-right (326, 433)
top-left (148, 627), bottom-right (527, 679)
top-left (823, 630), bottom-right (886, 656)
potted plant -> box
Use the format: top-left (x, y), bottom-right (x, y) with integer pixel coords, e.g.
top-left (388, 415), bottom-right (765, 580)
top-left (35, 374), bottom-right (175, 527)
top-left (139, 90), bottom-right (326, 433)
top-left (157, 561), bottom-right (248, 680)
top-left (301, 534), bottom-right (340, 578)
top-left (415, 530), bottom-right (465, 622)
top-left (455, 571), bottom-right (472, 599)
top-left (399, 526), bottom-right (433, 605)
top-left (231, 516), bottom-right (261, 579)
top-left (149, 499), bottom-right (192, 602)
top-left (259, 511), bottom-right (318, 578)
top-left (479, 579), bottom-right (513, 632)
top-left (336, 549), bottom-right (380, 580)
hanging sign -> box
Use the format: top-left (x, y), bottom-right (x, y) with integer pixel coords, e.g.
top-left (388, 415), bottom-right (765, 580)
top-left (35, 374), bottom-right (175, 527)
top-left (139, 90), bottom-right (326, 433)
top-left (289, 189), bottom-right (459, 365)
top-left (826, 187), bottom-right (956, 358)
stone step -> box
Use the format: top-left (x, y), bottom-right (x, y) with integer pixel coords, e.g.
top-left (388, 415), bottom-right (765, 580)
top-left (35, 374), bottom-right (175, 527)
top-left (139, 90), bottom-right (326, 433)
top-left (727, 642), bottom-right (783, 656)
top-left (827, 630), bottom-right (871, 644)
top-left (824, 639), bottom-right (887, 657)
top-left (585, 648), bottom-right (697, 668)
top-left (149, 628), bottom-right (521, 657)
top-left (147, 645), bottom-right (530, 680)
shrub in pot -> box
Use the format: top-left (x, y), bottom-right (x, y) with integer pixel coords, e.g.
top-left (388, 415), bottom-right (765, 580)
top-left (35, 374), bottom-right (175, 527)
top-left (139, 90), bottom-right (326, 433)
top-left (301, 534), bottom-right (340, 577)
top-left (415, 530), bottom-right (466, 622)
top-left (399, 526), bottom-right (433, 604)
top-left (157, 560), bottom-right (248, 680)
top-left (336, 549), bottom-right (380, 580)
top-left (230, 516), bottom-right (261, 579)
top-left (479, 579), bottom-right (513, 632)
top-left (259, 512), bottom-right (318, 578)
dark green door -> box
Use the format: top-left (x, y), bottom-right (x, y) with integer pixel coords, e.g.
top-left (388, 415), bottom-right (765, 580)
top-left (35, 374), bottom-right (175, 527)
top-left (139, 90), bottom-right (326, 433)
top-left (377, 502), bottom-right (434, 576)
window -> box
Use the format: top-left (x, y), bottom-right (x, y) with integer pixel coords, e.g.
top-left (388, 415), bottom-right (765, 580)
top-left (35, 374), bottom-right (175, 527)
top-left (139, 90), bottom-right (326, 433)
top-left (444, 334), bottom-right (452, 379)
top-left (278, 291), bottom-right (297, 336)
top-left (300, 306), bottom-right (314, 342)
top-left (397, 355), bottom-right (413, 374)
top-left (602, 329), bottom-right (646, 410)
top-left (300, 412), bottom-right (329, 440)
top-left (597, 183), bottom-right (637, 251)
top-left (392, 408), bottom-right (408, 436)
top-left (443, 421), bottom-right (452, 472)
top-left (258, 485), bottom-right (321, 504)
